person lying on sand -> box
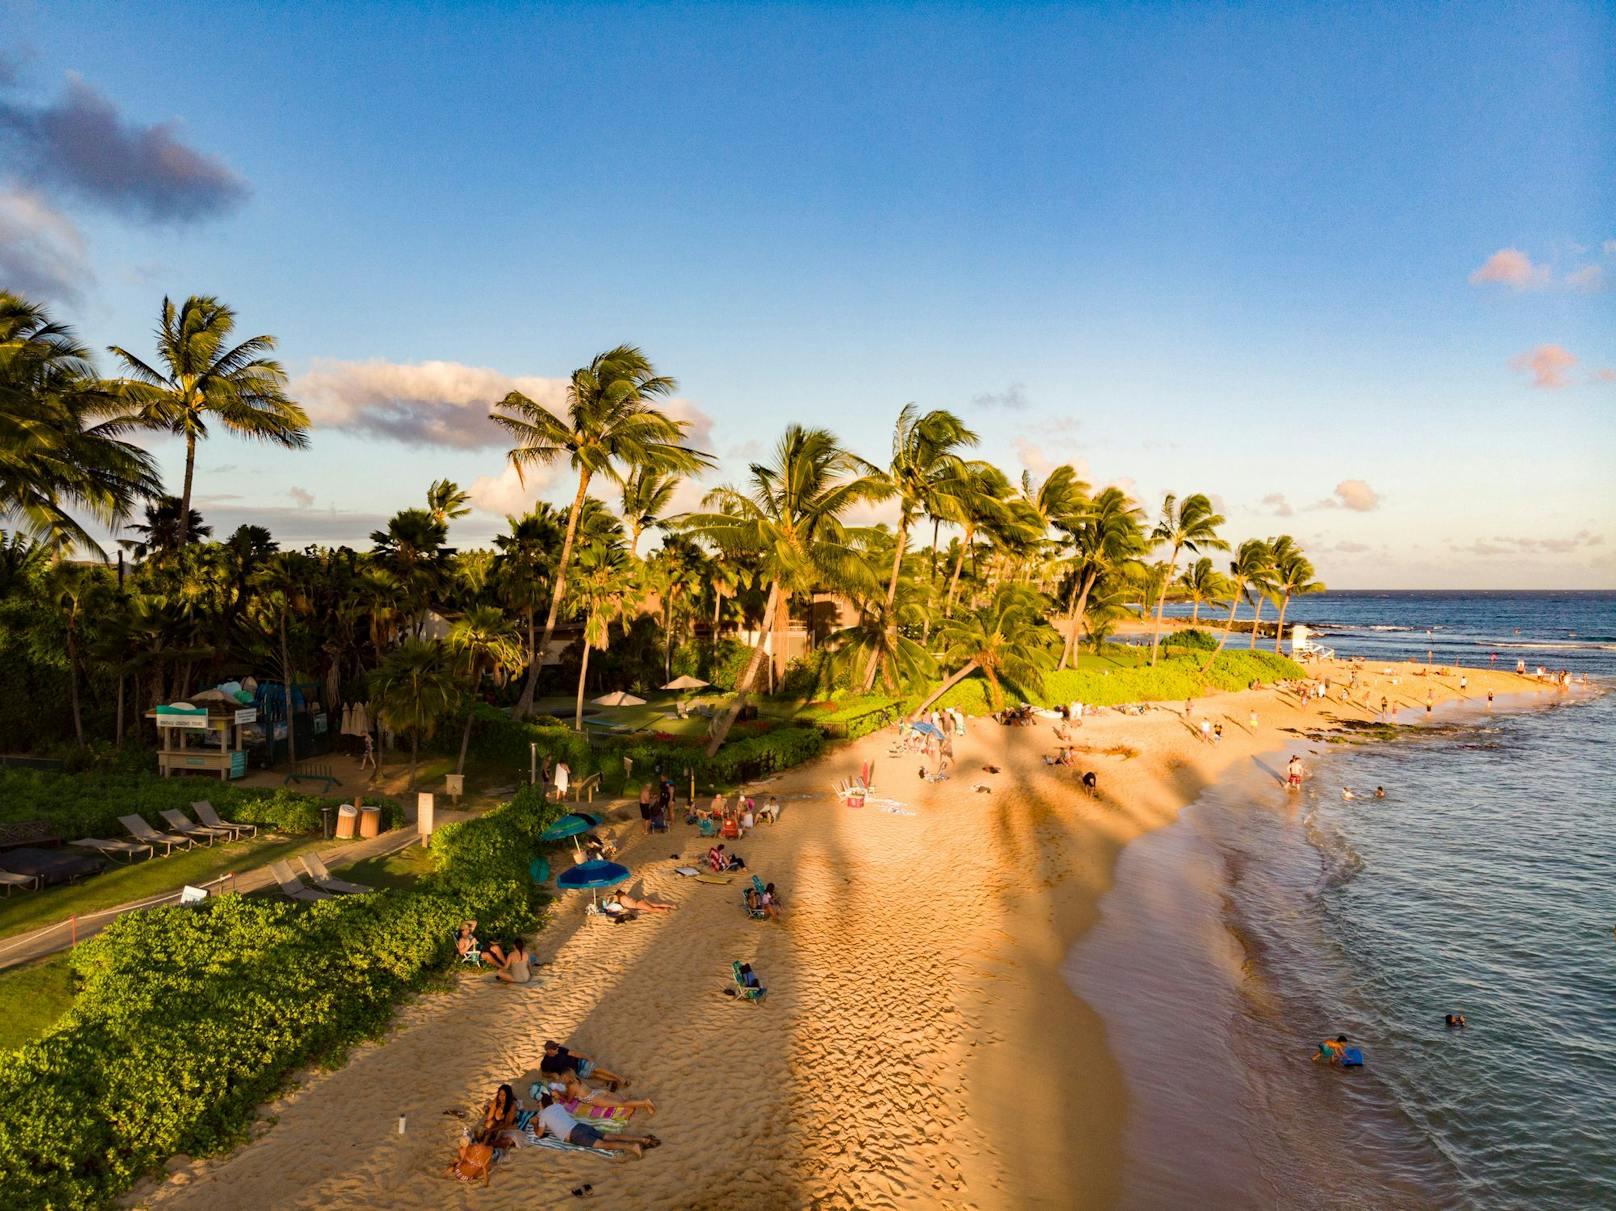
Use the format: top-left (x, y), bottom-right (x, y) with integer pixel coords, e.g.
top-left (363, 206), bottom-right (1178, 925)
top-left (605, 892), bottom-right (674, 914)
top-left (541, 1041), bottom-right (628, 1089)
top-left (543, 1070), bottom-right (657, 1114)
top-left (537, 1092), bottom-right (659, 1157)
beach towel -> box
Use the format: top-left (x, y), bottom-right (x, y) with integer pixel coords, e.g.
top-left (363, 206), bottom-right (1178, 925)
top-left (562, 1099), bottom-right (634, 1123)
top-left (674, 865), bottom-right (701, 876)
top-left (521, 1133), bottom-right (626, 1160)
top-left (878, 804), bottom-right (916, 816)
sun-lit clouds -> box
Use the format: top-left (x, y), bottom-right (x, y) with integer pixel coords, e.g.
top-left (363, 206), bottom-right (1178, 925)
top-left (287, 486), bottom-right (314, 508)
top-left (1595, 367), bottom-right (1616, 383)
top-left (466, 462), bottom-right (558, 517)
top-left (970, 382), bottom-right (1030, 410)
top-left (1259, 492), bottom-right (1294, 517)
top-left (1450, 530), bottom-right (1604, 558)
top-left (1468, 248), bottom-right (1549, 290)
top-left (0, 185), bottom-right (88, 300)
top-left (1563, 264), bottom-right (1606, 293)
top-left (1331, 540), bottom-right (1373, 554)
top-left (1510, 344), bottom-right (1577, 390)
top-left (1309, 479), bottom-right (1380, 512)
top-left (0, 75), bottom-right (248, 222)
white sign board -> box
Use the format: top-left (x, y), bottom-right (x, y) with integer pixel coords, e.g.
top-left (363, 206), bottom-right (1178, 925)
top-left (158, 714), bottom-right (209, 730)
top-left (234, 707), bottom-right (258, 724)
top-left (417, 792), bottom-right (435, 839)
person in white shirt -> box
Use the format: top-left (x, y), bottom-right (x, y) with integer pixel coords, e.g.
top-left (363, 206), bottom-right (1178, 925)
top-left (536, 1093), bottom-right (658, 1156)
top-left (552, 761), bottom-right (570, 803)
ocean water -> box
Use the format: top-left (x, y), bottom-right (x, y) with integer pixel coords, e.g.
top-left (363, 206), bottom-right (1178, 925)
top-left (1069, 591), bottom-right (1616, 1209)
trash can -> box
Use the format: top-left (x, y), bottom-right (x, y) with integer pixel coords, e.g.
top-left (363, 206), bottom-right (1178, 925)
top-left (359, 804), bottom-right (382, 839)
top-left (335, 802), bottom-right (359, 839)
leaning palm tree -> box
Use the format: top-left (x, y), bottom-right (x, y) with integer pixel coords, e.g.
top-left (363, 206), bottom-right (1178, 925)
top-left (619, 466), bottom-right (681, 557)
top-left (915, 583), bottom-right (1054, 715)
top-left (1247, 540), bottom-right (1282, 649)
top-left (1177, 556), bottom-right (1228, 625)
top-left (680, 424), bottom-right (883, 754)
top-left (1267, 536), bottom-right (1325, 654)
top-left (566, 540), bottom-right (636, 732)
top-left (827, 578), bottom-right (938, 693)
top-left (1, 292), bottom-right (161, 554)
top-left (491, 345), bottom-right (710, 716)
top-left (858, 404), bottom-right (977, 691)
top-left (1147, 492), bottom-right (1227, 666)
top-left (371, 637), bottom-right (456, 789)
top-left (110, 296), bottom-right (307, 545)
top-left (1055, 486), bottom-right (1146, 670)
top-left (446, 606), bottom-right (523, 775)
top-left (939, 461), bottom-right (1012, 617)
top-left (1201, 538), bottom-right (1273, 670)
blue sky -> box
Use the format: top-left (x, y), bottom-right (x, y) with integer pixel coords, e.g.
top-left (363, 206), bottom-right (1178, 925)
top-left (3, 1), bottom-right (1612, 586)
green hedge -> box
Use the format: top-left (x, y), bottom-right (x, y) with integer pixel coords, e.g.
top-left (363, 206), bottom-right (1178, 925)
top-left (809, 696), bottom-right (903, 740)
top-left (0, 785), bottom-right (564, 1210)
top-left (929, 649), bottom-right (1305, 714)
top-left (0, 769), bottom-right (404, 839)
top-left (610, 726), bottom-right (825, 793)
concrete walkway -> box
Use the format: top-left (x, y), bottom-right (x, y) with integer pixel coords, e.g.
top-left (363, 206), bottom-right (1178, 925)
top-left (0, 817), bottom-right (464, 974)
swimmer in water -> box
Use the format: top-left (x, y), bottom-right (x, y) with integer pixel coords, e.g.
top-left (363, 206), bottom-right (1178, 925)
top-left (1312, 1035), bottom-right (1350, 1064)
top-left (1341, 788), bottom-right (1356, 800)
top-left (1373, 786), bottom-right (1386, 799)
top-left (1445, 1013), bottom-right (1466, 1029)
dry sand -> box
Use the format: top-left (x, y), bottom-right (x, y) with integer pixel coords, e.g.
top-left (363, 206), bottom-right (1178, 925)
top-left (134, 659), bottom-right (1560, 1211)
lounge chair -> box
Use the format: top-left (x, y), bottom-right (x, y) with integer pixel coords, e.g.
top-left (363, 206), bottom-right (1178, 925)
top-left (730, 960), bottom-right (765, 1004)
top-left (454, 929), bottom-right (482, 965)
top-left (742, 876), bottom-right (769, 921)
top-left (0, 869), bottom-right (40, 896)
top-left (119, 814), bottom-right (193, 855)
top-left (299, 851), bottom-right (372, 895)
top-left (193, 800), bottom-right (256, 839)
top-left (160, 809), bottom-right (234, 846)
top-left (268, 859), bottom-right (333, 902)
top-left (69, 836), bottom-right (153, 864)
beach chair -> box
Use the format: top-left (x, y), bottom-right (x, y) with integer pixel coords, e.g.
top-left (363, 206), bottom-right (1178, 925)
top-left (193, 800), bottom-right (256, 839)
top-left (720, 814), bottom-right (740, 839)
top-left (69, 836), bottom-right (153, 864)
top-left (741, 877), bottom-right (768, 921)
top-left (160, 809), bottom-right (234, 847)
top-left (730, 960), bottom-right (765, 1004)
top-left (697, 817), bottom-right (718, 837)
top-left (268, 859), bottom-right (333, 902)
top-left (454, 929), bottom-right (482, 965)
top-left (299, 851), bottom-right (372, 895)
top-left (0, 868), bottom-right (40, 896)
top-left (119, 814), bottom-right (193, 855)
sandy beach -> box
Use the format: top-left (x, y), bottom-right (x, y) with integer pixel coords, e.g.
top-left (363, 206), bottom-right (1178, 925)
top-left (133, 659), bottom-right (1562, 1211)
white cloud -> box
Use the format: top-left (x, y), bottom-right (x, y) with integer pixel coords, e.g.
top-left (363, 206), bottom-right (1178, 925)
top-left (287, 486), bottom-right (314, 508)
top-left (1510, 344), bottom-right (1577, 390)
top-left (1562, 264), bottom-right (1606, 293)
top-left (0, 185), bottom-right (89, 300)
top-left (1260, 492), bottom-right (1294, 518)
top-left (1468, 248), bottom-right (1548, 290)
top-left (970, 382), bottom-right (1030, 410)
top-left (1310, 479), bottom-right (1381, 512)
top-left (1452, 530), bottom-right (1604, 558)
top-left (467, 462), bottom-right (559, 517)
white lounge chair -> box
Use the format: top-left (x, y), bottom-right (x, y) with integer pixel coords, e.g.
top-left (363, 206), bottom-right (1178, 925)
top-left (299, 852), bottom-right (372, 895)
top-left (193, 801), bottom-right (256, 839)
top-left (269, 859), bottom-right (332, 902)
top-left (0, 869), bottom-right (40, 896)
top-left (159, 809), bottom-right (234, 846)
top-left (119, 814), bottom-right (193, 855)
top-left (69, 836), bottom-right (153, 864)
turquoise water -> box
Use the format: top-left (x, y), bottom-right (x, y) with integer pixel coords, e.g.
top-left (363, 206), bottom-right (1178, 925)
top-left (1071, 676), bottom-right (1614, 1207)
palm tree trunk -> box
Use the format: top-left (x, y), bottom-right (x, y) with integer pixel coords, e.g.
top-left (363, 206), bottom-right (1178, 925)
top-left (514, 609), bottom-right (541, 716)
top-left (455, 657), bottom-right (479, 776)
top-left (704, 580), bottom-right (781, 756)
top-left (574, 638), bottom-right (593, 732)
top-left (281, 610), bottom-right (297, 766)
top-left (1149, 547), bottom-right (1180, 667)
top-left (860, 518), bottom-right (909, 691)
top-left (409, 733), bottom-right (419, 790)
top-left (913, 659), bottom-right (980, 717)
top-left (1057, 571), bottom-right (1098, 672)
top-left (1191, 599), bottom-right (1200, 624)
top-left (1200, 587), bottom-right (1244, 673)
top-left (67, 623), bottom-right (85, 750)
top-left (179, 431), bottom-right (197, 546)
top-left (115, 671), bottom-right (125, 746)
top-left (1274, 594), bottom-right (1291, 655)
top-left (944, 526), bottom-right (972, 618)
top-left (519, 469), bottom-right (590, 718)
top-left (929, 517), bottom-right (941, 581)
top-left (1248, 595), bottom-right (1264, 648)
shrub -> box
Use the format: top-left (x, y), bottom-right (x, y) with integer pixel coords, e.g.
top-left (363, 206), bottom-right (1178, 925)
top-left (810, 695), bottom-right (902, 740)
top-left (1162, 628), bottom-right (1220, 652)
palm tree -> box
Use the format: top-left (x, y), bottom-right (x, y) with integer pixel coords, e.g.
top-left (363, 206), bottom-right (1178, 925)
top-left (371, 638), bottom-right (456, 789)
top-left (1247, 540), bottom-right (1281, 649)
top-left (940, 461), bottom-right (1012, 617)
top-left (253, 551), bottom-right (313, 766)
top-left (1055, 486), bottom-right (1146, 670)
top-left (681, 424), bottom-right (883, 754)
top-left (493, 504), bottom-right (563, 714)
top-left (566, 540), bottom-right (636, 731)
top-left (916, 584), bottom-right (1053, 714)
top-left (446, 606), bottom-right (522, 775)
top-left (1201, 538), bottom-right (1273, 670)
top-left (620, 466), bottom-right (681, 557)
top-left (858, 404), bottom-right (977, 691)
top-left (827, 578), bottom-right (937, 693)
top-left (426, 479), bottom-right (471, 526)
top-left (110, 296), bottom-right (307, 545)
top-left (119, 496), bottom-right (212, 562)
top-left (44, 563), bottom-right (93, 749)
top-left (1, 292), bottom-right (161, 554)
top-left (490, 345), bottom-right (710, 716)
top-left (1147, 493), bottom-right (1227, 666)
top-left (1014, 465), bottom-right (1089, 585)
top-left (1177, 556), bottom-right (1228, 625)
top-left (1267, 536), bottom-right (1325, 654)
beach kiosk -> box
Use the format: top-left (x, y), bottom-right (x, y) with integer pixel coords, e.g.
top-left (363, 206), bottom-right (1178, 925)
top-left (149, 701), bottom-right (258, 781)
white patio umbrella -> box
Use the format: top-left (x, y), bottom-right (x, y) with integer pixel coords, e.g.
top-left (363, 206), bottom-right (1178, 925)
top-left (592, 691), bottom-right (646, 707)
top-left (661, 674), bottom-right (710, 691)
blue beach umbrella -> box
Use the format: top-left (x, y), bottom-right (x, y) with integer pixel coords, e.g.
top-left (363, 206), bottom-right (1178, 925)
top-left (540, 811), bottom-right (605, 860)
top-left (911, 721), bottom-right (944, 739)
top-left (555, 859), bottom-right (631, 908)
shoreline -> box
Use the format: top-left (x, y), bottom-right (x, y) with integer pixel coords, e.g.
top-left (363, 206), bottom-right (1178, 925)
top-left (133, 662), bottom-right (1576, 1210)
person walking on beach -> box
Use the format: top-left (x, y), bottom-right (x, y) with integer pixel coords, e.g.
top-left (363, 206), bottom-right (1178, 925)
top-left (1199, 717), bottom-right (1212, 744)
top-left (1379, 696), bottom-right (1389, 721)
top-left (1286, 755), bottom-right (1304, 790)
top-left (1249, 710), bottom-right (1259, 732)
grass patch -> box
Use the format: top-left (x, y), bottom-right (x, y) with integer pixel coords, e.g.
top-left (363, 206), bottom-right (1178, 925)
top-left (339, 843), bottom-right (436, 893)
top-left (0, 834), bottom-right (333, 942)
top-left (0, 954), bottom-right (75, 1051)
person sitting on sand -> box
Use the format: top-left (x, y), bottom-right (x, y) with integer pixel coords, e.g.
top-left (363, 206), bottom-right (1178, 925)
top-left (606, 892), bottom-right (674, 914)
top-left (446, 1125), bottom-right (506, 1184)
top-left (482, 1083), bottom-right (523, 1141)
top-left (540, 1041), bottom-right (628, 1089)
top-left (1081, 771), bottom-right (1098, 798)
top-left (1312, 1035), bottom-right (1350, 1064)
top-left (536, 1092), bottom-right (659, 1157)
top-left (705, 792), bottom-right (725, 822)
top-left (744, 881), bottom-right (782, 922)
top-left (739, 799), bottom-right (756, 834)
top-left (708, 842), bottom-right (743, 872)
top-left (759, 795), bottom-right (781, 824)
top-left (1445, 1013), bottom-right (1466, 1029)
top-left (494, 938), bottom-right (532, 984)
top-left (455, 920), bottom-right (481, 961)
top-left (544, 1070), bottom-right (657, 1115)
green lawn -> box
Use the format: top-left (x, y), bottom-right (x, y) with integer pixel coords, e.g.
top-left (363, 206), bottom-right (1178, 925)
top-left (0, 953), bottom-right (75, 1051)
top-left (0, 833), bottom-right (332, 942)
top-left (339, 843), bottom-right (436, 892)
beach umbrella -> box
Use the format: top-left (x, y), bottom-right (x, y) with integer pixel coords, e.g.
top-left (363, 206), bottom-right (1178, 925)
top-left (911, 720), bottom-right (944, 739)
top-left (593, 691), bottom-right (646, 707)
top-left (541, 810), bottom-right (604, 860)
top-left (661, 674), bottom-right (709, 690)
top-left (555, 858), bottom-right (631, 909)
